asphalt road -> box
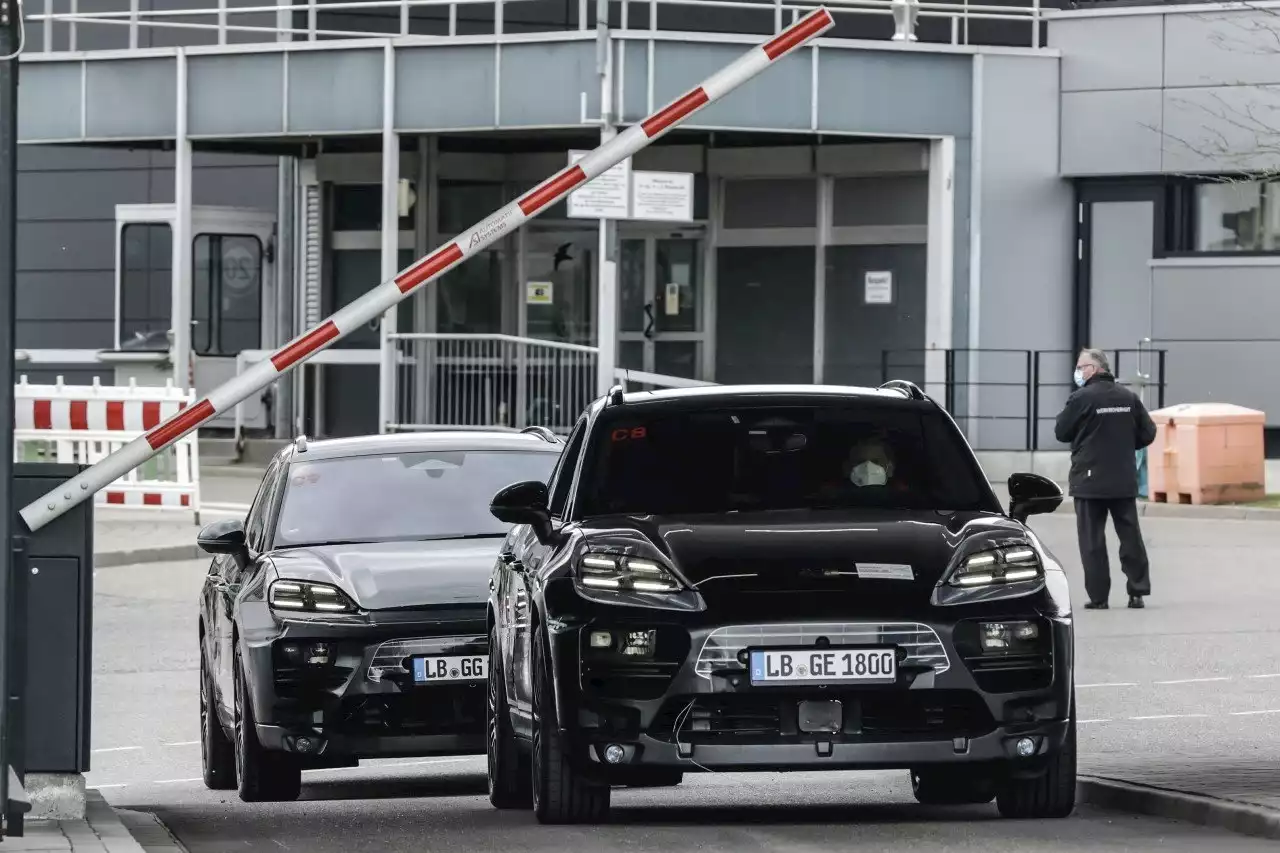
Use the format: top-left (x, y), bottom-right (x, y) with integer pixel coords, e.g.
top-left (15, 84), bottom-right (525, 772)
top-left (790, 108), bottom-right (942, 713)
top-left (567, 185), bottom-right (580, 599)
top-left (85, 511), bottom-right (1280, 851)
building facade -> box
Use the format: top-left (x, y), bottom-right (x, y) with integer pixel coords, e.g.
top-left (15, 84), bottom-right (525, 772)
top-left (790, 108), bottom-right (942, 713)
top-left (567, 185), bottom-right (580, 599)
top-left (11, 0), bottom-right (1274, 454)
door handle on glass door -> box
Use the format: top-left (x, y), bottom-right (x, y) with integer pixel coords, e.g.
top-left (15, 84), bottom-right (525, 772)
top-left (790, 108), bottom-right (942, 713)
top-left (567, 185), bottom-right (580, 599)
top-left (643, 303), bottom-right (655, 339)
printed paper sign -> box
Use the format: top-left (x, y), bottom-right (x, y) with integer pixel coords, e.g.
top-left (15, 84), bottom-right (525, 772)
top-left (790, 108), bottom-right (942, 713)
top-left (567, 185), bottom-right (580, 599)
top-left (526, 281), bottom-right (553, 305)
top-left (864, 271), bottom-right (893, 305)
top-left (566, 150), bottom-right (631, 219)
top-left (855, 562), bottom-right (914, 581)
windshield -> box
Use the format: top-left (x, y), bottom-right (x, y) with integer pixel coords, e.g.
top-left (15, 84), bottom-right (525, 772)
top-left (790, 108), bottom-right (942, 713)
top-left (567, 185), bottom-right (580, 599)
top-left (273, 449), bottom-right (558, 548)
top-left (578, 403), bottom-right (993, 517)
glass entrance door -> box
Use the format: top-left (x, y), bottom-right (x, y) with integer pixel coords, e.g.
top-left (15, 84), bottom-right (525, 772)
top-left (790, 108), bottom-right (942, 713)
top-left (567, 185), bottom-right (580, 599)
top-left (619, 236), bottom-right (705, 379)
top-left (522, 230), bottom-right (597, 346)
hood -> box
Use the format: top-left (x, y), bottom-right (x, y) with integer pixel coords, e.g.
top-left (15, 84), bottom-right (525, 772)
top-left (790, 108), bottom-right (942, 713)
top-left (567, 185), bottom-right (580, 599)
top-left (268, 537), bottom-right (504, 611)
top-left (579, 509), bottom-right (1029, 619)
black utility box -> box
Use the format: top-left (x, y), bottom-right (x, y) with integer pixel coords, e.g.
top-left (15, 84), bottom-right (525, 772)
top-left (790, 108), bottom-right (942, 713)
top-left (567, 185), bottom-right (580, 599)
top-left (12, 464), bottom-right (93, 774)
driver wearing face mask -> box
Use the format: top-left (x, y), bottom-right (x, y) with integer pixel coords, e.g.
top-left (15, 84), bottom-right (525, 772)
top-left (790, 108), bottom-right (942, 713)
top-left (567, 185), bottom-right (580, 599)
top-left (845, 437), bottom-right (899, 489)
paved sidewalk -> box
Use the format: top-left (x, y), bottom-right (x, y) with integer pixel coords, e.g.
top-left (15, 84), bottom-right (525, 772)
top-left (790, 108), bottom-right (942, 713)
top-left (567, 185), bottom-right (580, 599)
top-left (5, 791), bottom-right (183, 852)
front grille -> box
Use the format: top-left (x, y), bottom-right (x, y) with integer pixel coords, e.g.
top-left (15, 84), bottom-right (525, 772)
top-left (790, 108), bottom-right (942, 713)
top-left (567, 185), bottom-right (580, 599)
top-left (273, 665), bottom-right (355, 699)
top-left (367, 634), bottom-right (488, 681)
top-left (335, 683), bottom-right (485, 738)
top-left (649, 690), bottom-right (994, 743)
top-left (581, 660), bottom-right (683, 701)
top-left (964, 653), bottom-right (1054, 693)
top-left (696, 622), bottom-right (950, 679)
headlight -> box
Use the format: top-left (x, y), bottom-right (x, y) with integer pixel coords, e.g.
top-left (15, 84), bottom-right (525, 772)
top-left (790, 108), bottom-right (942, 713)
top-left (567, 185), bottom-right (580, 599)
top-left (578, 552), bottom-right (683, 593)
top-left (948, 545), bottom-right (1043, 588)
top-left (268, 580), bottom-right (358, 613)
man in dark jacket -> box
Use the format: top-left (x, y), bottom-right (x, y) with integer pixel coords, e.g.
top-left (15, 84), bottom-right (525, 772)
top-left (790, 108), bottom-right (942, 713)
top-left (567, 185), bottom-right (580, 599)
top-left (1054, 348), bottom-right (1158, 610)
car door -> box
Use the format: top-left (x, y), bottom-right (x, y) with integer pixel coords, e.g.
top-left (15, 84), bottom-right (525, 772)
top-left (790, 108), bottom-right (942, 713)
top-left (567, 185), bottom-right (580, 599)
top-left (509, 419), bottom-right (587, 716)
top-left (212, 457), bottom-right (282, 713)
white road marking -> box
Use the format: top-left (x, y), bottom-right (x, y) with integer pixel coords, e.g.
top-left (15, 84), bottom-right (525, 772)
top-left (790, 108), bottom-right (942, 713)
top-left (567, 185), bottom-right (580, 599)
top-left (1248, 673), bottom-right (1280, 680)
top-left (163, 741), bottom-right (200, 747)
top-left (1128, 714), bottom-right (1208, 721)
top-left (93, 746), bottom-right (142, 754)
top-left (1154, 677), bottom-right (1232, 685)
top-left (94, 784), bottom-right (128, 790)
top-left (1230, 709), bottom-right (1280, 716)
top-left (153, 778), bottom-right (202, 785)
top-left (1078, 719), bottom-right (1111, 724)
top-left (1078, 683), bottom-right (1138, 689)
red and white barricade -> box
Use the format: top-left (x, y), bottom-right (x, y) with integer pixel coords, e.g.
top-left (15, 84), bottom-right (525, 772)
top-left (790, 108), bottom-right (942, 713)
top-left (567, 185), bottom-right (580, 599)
top-left (14, 376), bottom-right (202, 521)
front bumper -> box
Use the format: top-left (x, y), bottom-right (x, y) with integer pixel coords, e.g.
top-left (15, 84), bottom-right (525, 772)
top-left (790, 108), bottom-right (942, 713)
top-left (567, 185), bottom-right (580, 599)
top-left (543, 600), bottom-right (1072, 776)
top-left (240, 607), bottom-right (488, 761)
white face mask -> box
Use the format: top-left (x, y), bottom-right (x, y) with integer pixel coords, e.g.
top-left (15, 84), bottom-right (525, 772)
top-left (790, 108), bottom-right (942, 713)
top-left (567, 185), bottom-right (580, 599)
top-left (850, 461), bottom-right (888, 487)
top-left (1073, 368), bottom-right (1086, 388)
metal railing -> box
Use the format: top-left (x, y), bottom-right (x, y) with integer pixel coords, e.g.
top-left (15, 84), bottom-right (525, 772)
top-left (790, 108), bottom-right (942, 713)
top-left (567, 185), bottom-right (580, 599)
top-left (25, 0), bottom-right (1048, 52)
top-left (879, 347), bottom-right (1168, 452)
top-left (390, 333), bottom-right (598, 434)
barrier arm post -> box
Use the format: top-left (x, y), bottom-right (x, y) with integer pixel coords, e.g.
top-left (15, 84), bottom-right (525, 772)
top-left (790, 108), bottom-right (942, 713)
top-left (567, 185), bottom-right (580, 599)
top-left (18, 7), bottom-right (836, 534)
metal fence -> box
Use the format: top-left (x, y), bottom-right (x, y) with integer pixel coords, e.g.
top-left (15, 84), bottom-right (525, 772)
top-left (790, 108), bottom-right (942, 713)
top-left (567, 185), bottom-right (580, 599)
top-left (25, 0), bottom-right (1049, 51)
top-left (879, 347), bottom-right (1168, 452)
top-left (390, 333), bottom-right (598, 434)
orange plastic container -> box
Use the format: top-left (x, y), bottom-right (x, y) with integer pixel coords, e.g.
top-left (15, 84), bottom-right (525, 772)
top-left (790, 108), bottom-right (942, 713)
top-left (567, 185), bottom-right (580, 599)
top-left (1148, 403), bottom-right (1266, 505)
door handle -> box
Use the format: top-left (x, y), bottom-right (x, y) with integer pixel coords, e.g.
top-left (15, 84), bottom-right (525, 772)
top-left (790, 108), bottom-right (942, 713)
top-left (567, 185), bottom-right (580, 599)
top-left (643, 303), bottom-right (655, 340)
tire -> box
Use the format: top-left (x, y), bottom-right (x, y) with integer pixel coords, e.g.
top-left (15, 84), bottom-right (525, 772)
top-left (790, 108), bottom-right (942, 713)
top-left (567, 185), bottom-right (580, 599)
top-left (487, 626), bottom-right (533, 809)
top-left (531, 623), bottom-right (610, 824)
top-left (996, 707), bottom-right (1078, 819)
top-left (910, 767), bottom-right (996, 805)
top-left (233, 650), bottom-right (302, 803)
top-left (200, 648), bottom-right (236, 791)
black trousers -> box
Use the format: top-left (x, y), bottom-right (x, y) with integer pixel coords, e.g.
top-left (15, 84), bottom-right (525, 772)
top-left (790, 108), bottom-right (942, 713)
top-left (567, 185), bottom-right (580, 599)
top-left (1074, 497), bottom-right (1151, 603)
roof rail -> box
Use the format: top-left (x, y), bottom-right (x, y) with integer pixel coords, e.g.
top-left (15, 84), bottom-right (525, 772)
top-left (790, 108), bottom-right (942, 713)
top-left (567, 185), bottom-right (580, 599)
top-left (520, 425), bottom-right (561, 444)
top-left (879, 379), bottom-right (926, 401)
top-left (607, 384), bottom-right (626, 406)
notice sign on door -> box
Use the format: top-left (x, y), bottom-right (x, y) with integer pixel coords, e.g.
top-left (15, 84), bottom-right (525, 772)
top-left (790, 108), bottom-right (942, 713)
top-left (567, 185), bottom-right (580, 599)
top-left (566, 150), bottom-right (631, 219)
top-left (633, 172), bottom-right (694, 222)
top-left (864, 271), bottom-right (893, 305)
top-left (526, 281), bottom-right (554, 305)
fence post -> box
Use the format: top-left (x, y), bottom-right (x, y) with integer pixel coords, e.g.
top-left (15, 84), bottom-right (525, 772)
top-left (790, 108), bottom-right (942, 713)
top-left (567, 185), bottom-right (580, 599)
top-left (1024, 350), bottom-right (1033, 452)
top-left (1157, 350), bottom-right (1167, 409)
top-left (880, 349), bottom-right (890, 384)
top-left (945, 349), bottom-right (955, 413)
top-left (1031, 350), bottom-right (1042, 451)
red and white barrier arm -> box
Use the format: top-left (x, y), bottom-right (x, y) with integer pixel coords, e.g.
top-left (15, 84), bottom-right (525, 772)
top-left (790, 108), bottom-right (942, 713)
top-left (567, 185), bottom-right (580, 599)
top-left (18, 6), bottom-right (835, 534)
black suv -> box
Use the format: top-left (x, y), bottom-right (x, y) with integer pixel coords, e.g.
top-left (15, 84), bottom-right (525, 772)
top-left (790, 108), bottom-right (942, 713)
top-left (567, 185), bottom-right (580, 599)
top-left (485, 382), bottom-right (1074, 824)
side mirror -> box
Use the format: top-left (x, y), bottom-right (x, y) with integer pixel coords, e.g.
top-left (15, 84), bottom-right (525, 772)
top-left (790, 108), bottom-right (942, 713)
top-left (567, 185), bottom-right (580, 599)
top-left (197, 518), bottom-right (248, 556)
top-left (490, 480), bottom-right (555, 544)
top-left (1007, 473), bottom-right (1064, 523)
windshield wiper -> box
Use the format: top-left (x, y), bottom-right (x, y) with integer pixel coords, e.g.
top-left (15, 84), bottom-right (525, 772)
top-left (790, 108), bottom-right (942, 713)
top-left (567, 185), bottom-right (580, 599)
top-left (415, 533), bottom-right (508, 542)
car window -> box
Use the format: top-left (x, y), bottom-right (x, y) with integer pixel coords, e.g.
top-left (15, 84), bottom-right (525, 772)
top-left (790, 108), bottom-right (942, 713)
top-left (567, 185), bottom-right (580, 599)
top-left (577, 402), bottom-right (994, 517)
top-left (272, 449), bottom-right (558, 548)
top-left (244, 458), bottom-right (282, 552)
top-left (548, 420), bottom-right (586, 518)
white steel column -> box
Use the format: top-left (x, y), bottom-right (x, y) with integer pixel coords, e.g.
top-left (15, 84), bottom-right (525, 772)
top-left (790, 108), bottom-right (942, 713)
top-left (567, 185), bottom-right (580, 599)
top-left (813, 174), bottom-right (832, 384)
top-left (172, 50), bottom-right (193, 393)
top-left (925, 136), bottom-right (956, 405)
top-left (594, 0), bottom-right (619, 395)
top-left (378, 44), bottom-right (400, 433)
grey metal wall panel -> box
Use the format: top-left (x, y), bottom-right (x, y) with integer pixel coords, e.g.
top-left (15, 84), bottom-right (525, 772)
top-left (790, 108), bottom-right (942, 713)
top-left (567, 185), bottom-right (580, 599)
top-left (1164, 11), bottom-right (1280, 89)
top-left (1161, 85), bottom-right (1280, 174)
top-left (19, 146), bottom-right (151, 170)
top-left (951, 135), bottom-right (971, 356)
top-left (653, 42), bottom-right (811, 131)
top-left (817, 50), bottom-right (971, 137)
top-left (17, 321), bottom-right (115, 349)
top-left (189, 54), bottom-right (285, 137)
top-left (193, 164), bottom-right (281, 209)
top-left (824, 244), bottom-right (927, 387)
top-left (832, 175), bottom-right (928, 227)
top-left (288, 50), bottom-right (383, 133)
top-left (395, 45), bottom-right (495, 130)
top-left (18, 169), bottom-right (152, 220)
top-left (1050, 16), bottom-right (1164, 93)
top-left (1151, 261), bottom-right (1280, 418)
top-left (18, 221), bottom-right (115, 272)
top-left (86, 58), bottom-right (176, 139)
top-left (501, 41), bottom-right (598, 126)
top-left (619, 40), bottom-right (648, 124)
top-left (18, 64), bottom-right (82, 142)
top-left (973, 55), bottom-right (1073, 451)
top-left (1060, 89), bottom-right (1163, 175)
top-left (18, 271), bottom-right (116, 321)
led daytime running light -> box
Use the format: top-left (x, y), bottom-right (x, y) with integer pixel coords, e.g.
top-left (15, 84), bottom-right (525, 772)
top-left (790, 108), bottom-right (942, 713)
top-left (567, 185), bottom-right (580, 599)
top-left (950, 544), bottom-right (1043, 588)
top-left (269, 579), bottom-right (357, 614)
top-left (578, 551), bottom-right (683, 593)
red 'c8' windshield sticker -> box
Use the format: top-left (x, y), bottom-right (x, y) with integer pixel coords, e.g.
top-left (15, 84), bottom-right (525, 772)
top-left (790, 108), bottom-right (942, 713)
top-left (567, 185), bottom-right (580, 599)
top-left (611, 426), bottom-right (648, 442)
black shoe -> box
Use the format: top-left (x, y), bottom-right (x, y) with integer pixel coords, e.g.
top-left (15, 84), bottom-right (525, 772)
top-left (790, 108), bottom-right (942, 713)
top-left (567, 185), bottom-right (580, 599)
top-left (1128, 596), bottom-right (1145, 609)
top-left (1084, 600), bottom-right (1109, 610)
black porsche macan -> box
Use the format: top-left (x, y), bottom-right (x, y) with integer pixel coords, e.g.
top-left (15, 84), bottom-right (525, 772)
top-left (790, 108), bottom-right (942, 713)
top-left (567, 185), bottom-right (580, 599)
top-left (485, 382), bottom-right (1076, 824)
top-left (196, 429), bottom-right (562, 802)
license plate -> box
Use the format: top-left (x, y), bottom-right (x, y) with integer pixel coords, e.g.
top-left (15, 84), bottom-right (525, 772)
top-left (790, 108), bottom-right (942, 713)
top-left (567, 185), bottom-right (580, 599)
top-left (412, 655), bottom-right (488, 684)
top-left (749, 648), bottom-right (896, 685)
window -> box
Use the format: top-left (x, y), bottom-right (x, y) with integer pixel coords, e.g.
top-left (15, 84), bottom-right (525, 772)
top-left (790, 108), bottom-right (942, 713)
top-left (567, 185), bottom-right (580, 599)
top-left (119, 223), bottom-right (173, 349)
top-left (577, 402), bottom-right (993, 518)
top-left (330, 183), bottom-right (416, 232)
top-left (193, 234), bottom-right (264, 356)
top-left (245, 459), bottom-right (282, 552)
top-left (273, 450), bottom-right (559, 548)
top-left (548, 420), bottom-right (587, 517)
top-left (1194, 180), bottom-right (1280, 252)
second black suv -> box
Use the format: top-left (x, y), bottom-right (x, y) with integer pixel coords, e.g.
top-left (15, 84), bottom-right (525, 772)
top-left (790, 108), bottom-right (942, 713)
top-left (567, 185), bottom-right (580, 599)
top-left (485, 383), bottom-right (1074, 824)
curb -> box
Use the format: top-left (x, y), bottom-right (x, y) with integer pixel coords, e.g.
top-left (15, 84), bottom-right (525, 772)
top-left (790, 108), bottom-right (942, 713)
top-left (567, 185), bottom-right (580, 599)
top-left (94, 545), bottom-right (203, 568)
top-left (1078, 776), bottom-right (1280, 842)
top-left (80, 788), bottom-right (150, 852)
